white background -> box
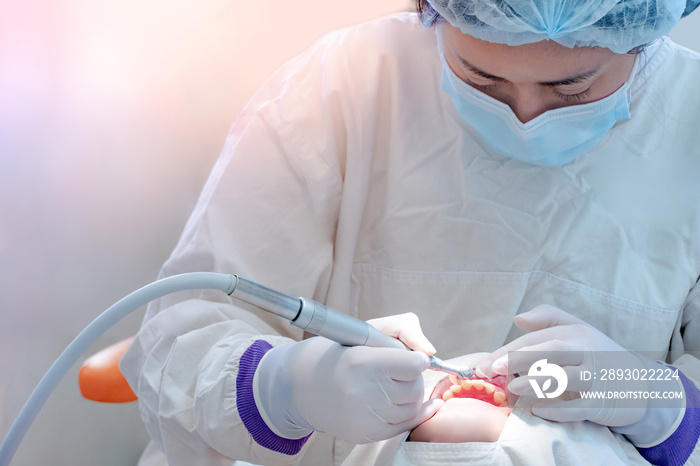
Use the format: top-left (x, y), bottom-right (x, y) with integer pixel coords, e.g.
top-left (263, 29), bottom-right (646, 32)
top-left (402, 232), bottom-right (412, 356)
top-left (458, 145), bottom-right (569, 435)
top-left (0, 1), bottom-right (697, 464)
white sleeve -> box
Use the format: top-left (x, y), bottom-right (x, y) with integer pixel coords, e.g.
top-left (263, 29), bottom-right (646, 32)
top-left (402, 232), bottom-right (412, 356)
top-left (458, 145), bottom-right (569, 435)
top-left (679, 278), bottom-right (700, 354)
top-left (638, 277), bottom-right (700, 465)
top-left (670, 277), bottom-right (700, 464)
top-left (120, 47), bottom-right (348, 465)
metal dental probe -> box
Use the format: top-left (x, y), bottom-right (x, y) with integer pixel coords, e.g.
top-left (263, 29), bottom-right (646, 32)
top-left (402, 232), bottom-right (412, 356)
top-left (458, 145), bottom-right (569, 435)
top-left (229, 275), bottom-right (474, 379)
top-left (428, 355), bottom-right (474, 379)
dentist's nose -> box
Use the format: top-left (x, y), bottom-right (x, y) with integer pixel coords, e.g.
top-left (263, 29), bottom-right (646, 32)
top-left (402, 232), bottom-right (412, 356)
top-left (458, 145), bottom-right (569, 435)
top-left (507, 87), bottom-right (551, 124)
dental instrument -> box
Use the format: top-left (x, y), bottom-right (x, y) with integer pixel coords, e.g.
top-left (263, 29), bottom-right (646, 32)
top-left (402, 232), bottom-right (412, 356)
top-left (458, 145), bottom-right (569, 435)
top-left (427, 355), bottom-right (474, 380)
top-left (0, 272), bottom-right (472, 466)
top-left (230, 275), bottom-right (474, 378)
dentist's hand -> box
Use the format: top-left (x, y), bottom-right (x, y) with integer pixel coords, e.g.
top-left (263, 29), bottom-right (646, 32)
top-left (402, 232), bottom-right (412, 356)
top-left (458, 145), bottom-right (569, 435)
top-left (255, 313), bottom-right (443, 444)
top-left (477, 305), bottom-right (660, 428)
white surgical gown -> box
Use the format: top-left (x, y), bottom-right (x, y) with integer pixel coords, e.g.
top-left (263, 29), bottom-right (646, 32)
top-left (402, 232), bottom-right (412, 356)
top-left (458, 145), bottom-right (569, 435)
top-left (121, 12), bottom-right (700, 466)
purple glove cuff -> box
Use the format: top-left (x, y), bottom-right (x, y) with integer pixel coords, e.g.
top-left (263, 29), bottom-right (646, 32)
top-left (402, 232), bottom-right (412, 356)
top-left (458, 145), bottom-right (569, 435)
top-left (236, 339), bottom-right (312, 456)
top-left (638, 368), bottom-right (700, 465)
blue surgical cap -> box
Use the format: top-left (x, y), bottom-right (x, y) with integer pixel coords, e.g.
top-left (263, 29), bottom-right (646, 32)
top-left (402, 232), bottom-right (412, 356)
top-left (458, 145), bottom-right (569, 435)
top-left (428, 0), bottom-right (700, 53)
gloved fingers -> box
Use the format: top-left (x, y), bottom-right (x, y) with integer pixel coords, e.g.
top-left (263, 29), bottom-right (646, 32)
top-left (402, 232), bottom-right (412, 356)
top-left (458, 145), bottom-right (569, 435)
top-left (529, 398), bottom-right (593, 422)
top-left (373, 349), bottom-right (430, 381)
top-left (276, 337), bottom-right (438, 444)
top-left (477, 326), bottom-right (585, 377)
top-left (381, 378), bottom-right (427, 405)
top-left (530, 397), bottom-right (644, 426)
top-left (511, 389), bottom-right (646, 428)
top-left (370, 399), bottom-right (444, 441)
top-left (497, 325), bottom-right (584, 356)
top-left (490, 342), bottom-right (585, 376)
top-left (367, 313), bottom-right (437, 355)
top-left (506, 365), bottom-right (591, 395)
top-left (375, 399), bottom-right (426, 424)
top-left (513, 305), bottom-right (588, 331)
top-left (408, 399), bottom-right (445, 429)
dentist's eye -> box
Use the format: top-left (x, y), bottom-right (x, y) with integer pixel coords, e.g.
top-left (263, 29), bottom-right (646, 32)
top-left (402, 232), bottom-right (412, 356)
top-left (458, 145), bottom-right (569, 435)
top-left (464, 77), bottom-right (501, 93)
top-left (554, 87), bottom-right (593, 103)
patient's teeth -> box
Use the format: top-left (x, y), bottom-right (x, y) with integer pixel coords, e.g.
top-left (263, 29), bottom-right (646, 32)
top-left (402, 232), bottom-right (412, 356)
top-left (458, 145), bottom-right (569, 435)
top-left (435, 374), bottom-right (509, 407)
top-left (493, 391), bottom-right (506, 405)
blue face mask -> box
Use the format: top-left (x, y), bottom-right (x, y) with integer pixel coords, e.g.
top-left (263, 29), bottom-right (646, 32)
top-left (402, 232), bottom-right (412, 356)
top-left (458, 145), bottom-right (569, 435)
top-left (440, 54), bottom-right (636, 167)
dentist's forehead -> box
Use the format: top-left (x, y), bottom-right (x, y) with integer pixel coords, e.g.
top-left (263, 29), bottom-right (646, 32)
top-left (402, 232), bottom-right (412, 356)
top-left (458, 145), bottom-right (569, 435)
top-left (437, 21), bottom-right (617, 85)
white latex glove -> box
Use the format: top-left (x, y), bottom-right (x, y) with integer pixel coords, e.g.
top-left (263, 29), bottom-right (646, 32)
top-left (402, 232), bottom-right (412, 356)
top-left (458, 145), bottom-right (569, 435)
top-left (476, 305), bottom-right (682, 436)
top-left (254, 313), bottom-right (444, 444)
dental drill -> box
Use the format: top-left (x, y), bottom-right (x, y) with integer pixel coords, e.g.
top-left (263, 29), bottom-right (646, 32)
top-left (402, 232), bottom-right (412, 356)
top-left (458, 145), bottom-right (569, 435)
top-left (0, 272), bottom-right (472, 466)
top-left (230, 275), bottom-right (474, 379)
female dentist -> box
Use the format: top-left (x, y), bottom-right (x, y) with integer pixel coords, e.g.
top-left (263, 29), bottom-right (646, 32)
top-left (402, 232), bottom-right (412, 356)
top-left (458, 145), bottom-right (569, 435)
top-left (121, 0), bottom-right (700, 464)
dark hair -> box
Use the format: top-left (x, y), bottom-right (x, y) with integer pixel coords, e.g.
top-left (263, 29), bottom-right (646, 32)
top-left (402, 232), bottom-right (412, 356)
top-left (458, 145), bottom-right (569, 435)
top-left (627, 43), bottom-right (650, 55)
top-left (416, 0), bottom-right (445, 27)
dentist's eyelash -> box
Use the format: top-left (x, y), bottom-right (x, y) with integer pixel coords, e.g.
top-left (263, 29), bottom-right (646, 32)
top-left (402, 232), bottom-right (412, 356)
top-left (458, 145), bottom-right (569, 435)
top-left (553, 87), bottom-right (593, 102)
top-left (466, 76), bottom-right (594, 104)
top-left (464, 77), bottom-right (501, 92)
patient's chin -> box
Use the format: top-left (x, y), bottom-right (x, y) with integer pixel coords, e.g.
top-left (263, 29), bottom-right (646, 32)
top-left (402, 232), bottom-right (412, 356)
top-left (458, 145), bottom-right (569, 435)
top-left (411, 375), bottom-right (512, 443)
top-left (410, 359), bottom-right (512, 444)
top-left (431, 373), bottom-right (509, 407)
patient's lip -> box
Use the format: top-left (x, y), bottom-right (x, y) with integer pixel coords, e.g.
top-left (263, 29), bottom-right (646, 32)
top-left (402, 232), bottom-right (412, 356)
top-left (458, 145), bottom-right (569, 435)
top-left (431, 374), bottom-right (509, 407)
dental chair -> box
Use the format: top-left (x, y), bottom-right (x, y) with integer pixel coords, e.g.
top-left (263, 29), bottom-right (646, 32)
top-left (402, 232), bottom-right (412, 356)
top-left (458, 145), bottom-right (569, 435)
top-left (79, 337), bottom-right (137, 403)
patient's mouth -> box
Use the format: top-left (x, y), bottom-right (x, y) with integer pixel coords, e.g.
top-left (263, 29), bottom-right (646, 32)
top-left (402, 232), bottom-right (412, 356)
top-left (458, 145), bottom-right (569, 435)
top-left (431, 374), bottom-right (508, 407)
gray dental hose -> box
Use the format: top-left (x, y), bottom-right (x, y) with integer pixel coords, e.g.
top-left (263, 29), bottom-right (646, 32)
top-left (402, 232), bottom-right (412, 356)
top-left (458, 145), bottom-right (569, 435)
top-left (0, 273), bottom-right (472, 465)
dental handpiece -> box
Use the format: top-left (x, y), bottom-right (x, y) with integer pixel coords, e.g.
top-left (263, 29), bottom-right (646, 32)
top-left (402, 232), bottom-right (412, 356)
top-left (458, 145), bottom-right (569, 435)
top-left (230, 275), bottom-right (474, 379)
top-left (1, 272), bottom-right (474, 466)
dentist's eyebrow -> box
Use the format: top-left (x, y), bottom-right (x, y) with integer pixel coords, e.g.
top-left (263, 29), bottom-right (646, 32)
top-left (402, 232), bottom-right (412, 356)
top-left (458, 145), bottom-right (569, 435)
top-left (455, 55), bottom-right (505, 82)
top-left (541, 67), bottom-right (603, 87)
top-left (455, 53), bottom-right (602, 86)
